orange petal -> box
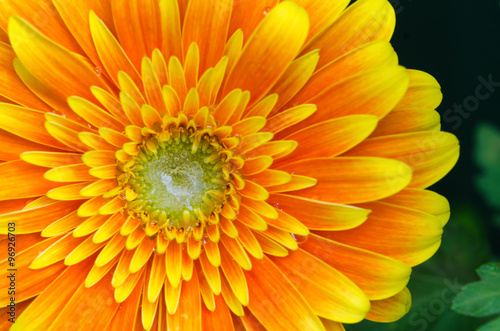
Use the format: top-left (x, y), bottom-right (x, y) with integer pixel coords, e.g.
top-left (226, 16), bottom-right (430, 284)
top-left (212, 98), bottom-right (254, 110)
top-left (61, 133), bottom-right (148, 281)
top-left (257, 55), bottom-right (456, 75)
top-left (280, 66), bottom-right (409, 137)
top-left (167, 268), bottom-right (201, 331)
top-left (0, 104), bottom-right (70, 150)
top-left (199, 250), bottom-right (221, 295)
top-left (93, 212), bottom-right (127, 243)
top-left (267, 51), bottom-right (319, 111)
top-left (67, 96), bottom-right (124, 132)
top-left (395, 70), bottom-right (443, 110)
top-left (0, 160), bottom-right (64, 201)
top-left (166, 241), bottom-right (182, 288)
top-left (220, 234), bottom-right (252, 271)
top-left (46, 182), bottom-right (92, 201)
top-left (183, 0), bottom-right (232, 72)
top-left (129, 236), bottom-right (156, 273)
top-left (302, 0), bottom-right (396, 70)
top-left (106, 270), bottom-right (143, 331)
top-left (65, 236), bottom-right (108, 265)
top-left (263, 104), bottom-right (316, 134)
top-left (220, 244), bottom-right (249, 305)
top-left (8, 16), bottom-right (113, 103)
top-left (148, 252), bottom-right (167, 302)
top-left (0, 43), bottom-right (51, 109)
top-left (29, 233), bottom-right (86, 269)
top-left (114, 263), bottom-right (145, 303)
top-left (73, 214), bottom-right (110, 237)
top-left (268, 194), bottom-right (369, 231)
top-left (228, 0), bottom-right (279, 41)
top-left (160, 0), bottom-right (182, 61)
top-left (232, 221), bottom-right (263, 259)
top-left (276, 157), bottom-right (412, 204)
top-left (41, 210), bottom-right (84, 237)
top-left (246, 255), bottom-right (325, 331)
top-left (142, 57), bottom-right (167, 115)
top-left (0, 0), bottom-right (83, 54)
top-left (277, 115), bottom-right (378, 161)
top-left (292, 0), bottom-right (350, 45)
top-left (301, 234), bottom-right (411, 300)
top-left (12, 261), bottom-right (93, 329)
top-left (111, 0), bottom-right (162, 69)
top-left (323, 201), bottom-right (443, 266)
top-left (381, 188), bottom-right (450, 226)
top-left (271, 248), bottom-right (370, 323)
top-left (365, 287), bottom-right (411, 322)
top-left (345, 131), bottom-right (460, 189)
top-left (20, 152), bottom-right (82, 168)
top-left (223, 1), bottom-right (309, 106)
top-left (89, 10), bottom-right (141, 87)
top-left (49, 268), bottom-right (120, 330)
top-left (95, 233), bottom-right (127, 267)
top-left (289, 40), bottom-right (398, 109)
top-left (202, 294), bottom-right (234, 330)
top-left (53, 0), bottom-right (115, 69)
top-left (0, 129), bottom-right (61, 162)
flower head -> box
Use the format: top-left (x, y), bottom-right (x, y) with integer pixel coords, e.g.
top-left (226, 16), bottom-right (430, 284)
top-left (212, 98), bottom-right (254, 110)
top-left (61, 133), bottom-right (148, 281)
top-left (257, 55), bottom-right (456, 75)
top-left (0, 0), bottom-right (459, 330)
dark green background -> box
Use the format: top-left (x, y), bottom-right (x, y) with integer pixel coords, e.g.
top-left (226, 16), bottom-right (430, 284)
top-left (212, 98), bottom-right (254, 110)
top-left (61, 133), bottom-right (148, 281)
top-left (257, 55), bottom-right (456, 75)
top-left (346, 0), bottom-right (500, 330)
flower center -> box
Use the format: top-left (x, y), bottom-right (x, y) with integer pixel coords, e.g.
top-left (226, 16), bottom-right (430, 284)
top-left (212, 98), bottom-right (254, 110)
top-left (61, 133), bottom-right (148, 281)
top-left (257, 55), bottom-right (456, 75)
top-left (121, 127), bottom-right (228, 233)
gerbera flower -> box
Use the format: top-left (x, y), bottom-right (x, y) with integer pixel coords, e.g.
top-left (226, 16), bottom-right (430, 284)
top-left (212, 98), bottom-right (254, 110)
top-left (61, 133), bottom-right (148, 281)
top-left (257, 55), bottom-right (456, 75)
top-left (0, 0), bottom-right (459, 330)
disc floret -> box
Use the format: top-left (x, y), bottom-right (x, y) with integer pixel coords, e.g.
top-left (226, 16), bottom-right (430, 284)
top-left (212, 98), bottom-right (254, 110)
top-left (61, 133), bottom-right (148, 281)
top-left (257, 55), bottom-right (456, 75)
top-left (117, 116), bottom-right (234, 237)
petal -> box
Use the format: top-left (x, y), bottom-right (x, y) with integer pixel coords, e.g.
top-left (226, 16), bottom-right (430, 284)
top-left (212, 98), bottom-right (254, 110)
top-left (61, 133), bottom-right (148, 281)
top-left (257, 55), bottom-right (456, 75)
top-left (322, 201), bottom-right (443, 266)
top-left (276, 157), bottom-right (412, 204)
top-left (301, 234), bottom-right (411, 300)
top-left (0, 43), bottom-right (51, 109)
top-left (280, 66), bottom-right (409, 137)
top-left (202, 294), bottom-right (234, 330)
top-left (0, 160), bottom-right (63, 201)
top-left (344, 131), bottom-right (460, 189)
top-left (276, 115), bottom-right (378, 161)
top-left (48, 269), bottom-right (120, 330)
top-left (228, 0), bottom-right (279, 40)
top-left (271, 249), bottom-right (370, 323)
top-left (111, 0), bottom-right (162, 69)
top-left (286, 40), bottom-right (398, 111)
top-left (366, 288), bottom-right (411, 322)
top-left (223, 1), bottom-right (309, 106)
top-left (106, 271), bottom-right (144, 331)
top-left (44, 164), bottom-right (95, 182)
top-left (291, 0), bottom-right (350, 45)
top-left (160, 0), bottom-right (182, 60)
top-left (0, 0), bottom-right (83, 53)
top-left (183, 0), bottom-right (232, 72)
top-left (302, 0), bottom-right (396, 70)
top-left (89, 10), bottom-right (142, 87)
top-left (67, 96), bottom-right (124, 132)
top-left (8, 16), bottom-right (114, 104)
top-left (381, 188), bottom-right (450, 226)
top-left (167, 268), bottom-right (201, 331)
top-left (395, 70), bottom-right (443, 110)
top-left (0, 104), bottom-right (70, 150)
top-left (53, 0), bottom-right (115, 69)
top-left (245, 255), bottom-right (325, 331)
top-left (0, 130), bottom-right (60, 162)
top-left (20, 152), bottom-right (82, 168)
top-left (268, 194), bottom-right (369, 231)
top-left (12, 261), bottom-right (93, 330)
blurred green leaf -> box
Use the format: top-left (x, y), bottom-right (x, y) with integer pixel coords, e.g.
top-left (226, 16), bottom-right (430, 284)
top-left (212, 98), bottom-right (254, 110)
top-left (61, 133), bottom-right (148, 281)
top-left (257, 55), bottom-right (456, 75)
top-left (474, 123), bottom-right (500, 209)
top-left (478, 316), bottom-right (500, 331)
top-left (452, 263), bottom-right (500, 317)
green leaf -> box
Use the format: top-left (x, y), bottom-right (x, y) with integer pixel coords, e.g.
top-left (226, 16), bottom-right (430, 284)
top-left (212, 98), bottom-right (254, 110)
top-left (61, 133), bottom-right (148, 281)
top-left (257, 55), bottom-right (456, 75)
top-left (452, 263), bottom-right (500, 317)
top-left (479, 316), bottom-right (500, 331)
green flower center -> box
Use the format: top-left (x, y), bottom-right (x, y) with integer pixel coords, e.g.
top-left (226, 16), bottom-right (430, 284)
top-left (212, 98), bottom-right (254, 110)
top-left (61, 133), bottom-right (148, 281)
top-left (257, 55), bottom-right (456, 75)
top-left (126, 131), bottom-right (226, 231)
